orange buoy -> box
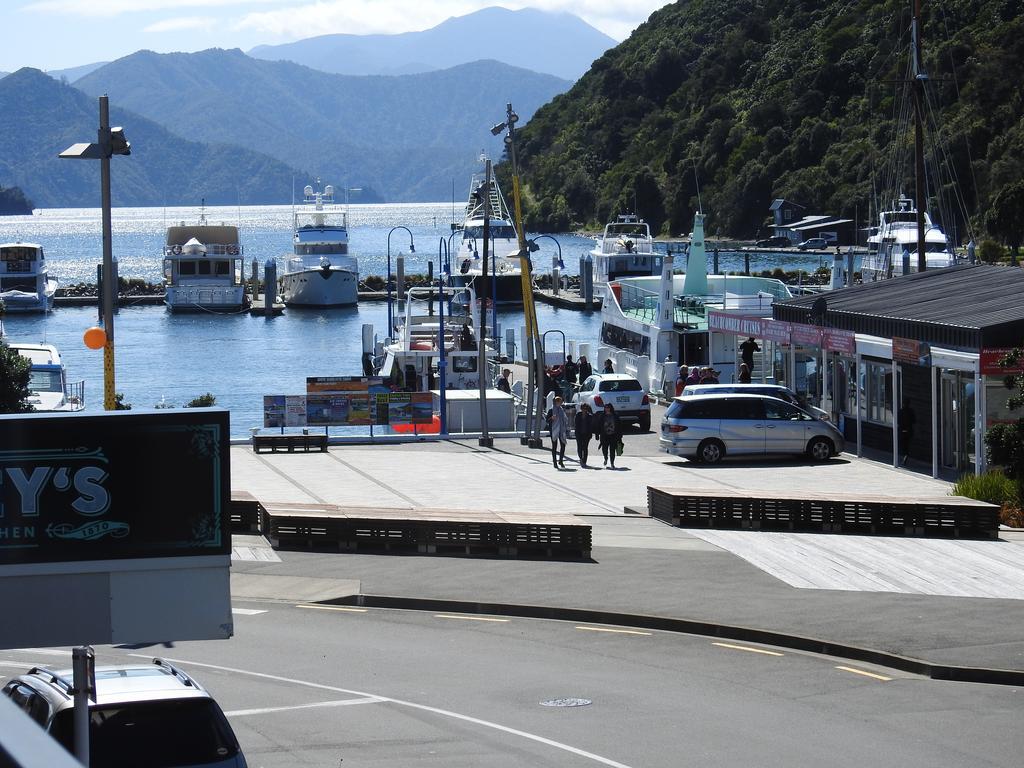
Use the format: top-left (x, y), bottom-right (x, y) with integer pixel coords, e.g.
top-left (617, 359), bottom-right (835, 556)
top-left (83, 326), bottom-right (107, 350)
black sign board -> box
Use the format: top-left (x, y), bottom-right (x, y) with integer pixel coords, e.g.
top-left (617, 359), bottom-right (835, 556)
top-left (0, 409), bottom-right (230, 566)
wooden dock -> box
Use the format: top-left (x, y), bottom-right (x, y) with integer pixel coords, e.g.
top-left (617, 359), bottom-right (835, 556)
top-left (248, 296), bottom-right (285, 315)
top-left (532, 288), bottom-right (600, 311)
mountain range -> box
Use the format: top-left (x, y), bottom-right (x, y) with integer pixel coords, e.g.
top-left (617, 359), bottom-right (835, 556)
top-left (74, 48), bottom-right (569, 202)
top-left (249, 7), bottom-right (616, 81)
top-left (0, 68), bottom-right (306, 208)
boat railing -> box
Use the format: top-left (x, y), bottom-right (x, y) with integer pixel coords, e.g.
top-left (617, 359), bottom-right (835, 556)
top-left (64, 379), bottom-right (85, 410)
top-left (597, 237), bottom-right (655, 256)
top-left (163, 243), bottom-right (243, 257)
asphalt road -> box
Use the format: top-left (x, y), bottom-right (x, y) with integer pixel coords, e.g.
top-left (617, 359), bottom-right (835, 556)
top-left (3, 602), bottom-right (1019, 767)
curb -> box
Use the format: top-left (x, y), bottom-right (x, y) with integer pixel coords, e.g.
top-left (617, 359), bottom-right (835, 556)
top-left (323, 594), bottom-right (1024, 687)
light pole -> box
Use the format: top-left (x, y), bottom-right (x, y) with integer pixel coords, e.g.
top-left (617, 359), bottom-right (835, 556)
top-left (437, 238), bottom-right (449, 435)
top-left (386, 226), bottom-right (414, 338)
top-left (492, 103), bottom-right (544, 447)
top-left (529, 235), bottom-right (562, 279)
top-left (59, 95), bottom-right (130, 411)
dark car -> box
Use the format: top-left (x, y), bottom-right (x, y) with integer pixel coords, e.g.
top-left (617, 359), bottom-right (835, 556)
top-left (755, 236), bottom-right (792, 248)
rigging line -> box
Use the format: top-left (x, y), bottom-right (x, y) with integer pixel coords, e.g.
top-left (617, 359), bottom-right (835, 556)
top-left (937, 0), bottom-right (980, 215)
top-left (922, 86), bottom-right (974, 242)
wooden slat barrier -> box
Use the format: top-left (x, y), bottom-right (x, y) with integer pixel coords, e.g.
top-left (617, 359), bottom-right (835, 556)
top-left (252, 433), bottom-right (328, 453)
top-left (230, 497), bottom-right (591, 559)
top-left (228, 490), bottom-right (264, 533)
top-left (647, 487), bottom-right (1000, 539)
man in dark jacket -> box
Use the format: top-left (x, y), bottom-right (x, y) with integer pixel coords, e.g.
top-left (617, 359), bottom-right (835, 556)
top-left (577, 356), bottom-right (593, 382)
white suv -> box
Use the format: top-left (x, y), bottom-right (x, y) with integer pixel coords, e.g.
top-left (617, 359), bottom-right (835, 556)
top-left (571, 373), bottom-right (652, 430)
top-left (2, 658), bottom-right (247, 768)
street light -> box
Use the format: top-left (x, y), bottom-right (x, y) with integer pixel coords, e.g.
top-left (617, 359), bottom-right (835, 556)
top-left (60, 95), bottom-right (130, 411)
top-left (386, 226), bottom-right (415, 338)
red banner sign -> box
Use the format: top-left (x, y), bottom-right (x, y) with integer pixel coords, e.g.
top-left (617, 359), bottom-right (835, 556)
top-left (980, 348), bottom-right (1024, 376)
top-left (822, 327), bottom-right (856, 354)
top-left (790, 323), bottom-right (823, 347)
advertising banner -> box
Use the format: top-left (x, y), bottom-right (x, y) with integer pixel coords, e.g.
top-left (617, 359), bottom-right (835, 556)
top-left (790, 322), bottom-right (823, 347)
top-left (285, 396), bottom-right (307, 427)
top-left (0, 410), bottom-right (230, 566)
top-left (822, 327), bottom-right (856, 355)
top-left (761, 320), bottom-right (792, 344)
top-left (263, 395), bottom-right (286, 428)
top-left (980, 348), bottom-right (1024, 375)
top-left (893, 337), bottom-right (931, 366)
top-left (707, 311), bottom-right (767, 337)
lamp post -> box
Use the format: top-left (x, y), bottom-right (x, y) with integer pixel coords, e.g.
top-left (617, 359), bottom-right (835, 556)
top-left (59, 95), bottom-right (130, 411)
top-left (492, 102), bottom-right (544, 447)
top-left (437, 238), bottom-right (449, 435)
top-left (386, 226), bottom-right (415, 338)
top-left (529, 235), bottom-right (562, 284)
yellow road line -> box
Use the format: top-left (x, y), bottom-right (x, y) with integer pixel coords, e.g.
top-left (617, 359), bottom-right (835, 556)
top-left (712, 642), bottom-right (784, 657)
top-left (296, 604), bottom-right (368, 613)
top-left (575, 626), bottom-right (652, 636)
top-left (435, 614), bottom-right (510, 623)
top-left (836, 665), bottom-right (892, 681)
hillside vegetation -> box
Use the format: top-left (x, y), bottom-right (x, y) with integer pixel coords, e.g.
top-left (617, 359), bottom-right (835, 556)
top-left (509, 0), bottom-right (1024, 238)
top-left (0, 185), bottom-right (33, 214)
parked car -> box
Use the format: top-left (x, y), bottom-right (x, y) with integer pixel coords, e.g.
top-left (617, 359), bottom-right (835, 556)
top-left (797, 237), bottom-right (829, 250)
top-left (680, 382), bottom-right (830, 421)
top-left (571, 373), bottom-right (652, 431)
top-left (2, 658), bottom-right (247, 768)
top-left (659, 393), bottom-right (844, 464)
top-left (755, 236), bottom-right (792, 248)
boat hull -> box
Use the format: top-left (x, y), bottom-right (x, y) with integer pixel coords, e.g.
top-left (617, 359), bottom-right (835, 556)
top-left (281, 268), bottom-right (358, 307)
top-left (0, 292), bottom-right (55, 313)
top-left (164, 285), bottom-right (247, 313)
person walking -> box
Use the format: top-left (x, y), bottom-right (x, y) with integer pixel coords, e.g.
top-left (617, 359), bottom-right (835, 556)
top-left (739, 336), bottom-right (760, 371)
top-left (574, 403), bottom-right (593, 468)
top-left (496, 368), bottom-right (512, 394)
top-left (563, 355), bottom-right (579, 386)
top-left (738, 362), bottom-right (752, 384)
top-left (602, 358), bottom-right (614, 374)
top-left (594, 403), bottom-right (622, 468)
top-left (547, 396), bottom-right (570, 468)
top-left (578, 355), bottom-right (593, 382)
top-left (674, 364), bottom-right (687, 397)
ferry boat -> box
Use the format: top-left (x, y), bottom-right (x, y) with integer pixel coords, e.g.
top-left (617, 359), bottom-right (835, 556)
top-left (280, 183), bottom-right (358, 307)
top-left (162, 209), bottom-right (248, 313)
top-left (590, 215), bottom-right (662, 300)
top-left (600, 213), bottom-right (792, 390)
top-left (860, 195), bottom-right (958, 280)
top-left (0, 242), bottom-right (58, 313)
top-left (9, 342), bottom-right (85, 411)
top-left (450, 162), bottom-right (523, 305)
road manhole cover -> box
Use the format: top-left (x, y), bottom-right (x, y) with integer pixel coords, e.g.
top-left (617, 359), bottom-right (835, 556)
top-left (540, 698), bottom-right (592, 707)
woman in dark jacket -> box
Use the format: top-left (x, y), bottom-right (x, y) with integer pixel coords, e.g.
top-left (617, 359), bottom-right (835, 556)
top-left (593, 403), bottom-right (622, 468)
top-left (574, 404), bottom-right (594, 468)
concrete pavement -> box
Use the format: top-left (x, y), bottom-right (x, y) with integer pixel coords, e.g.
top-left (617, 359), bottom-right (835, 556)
top-left (229, 437), bottom-right (1024, 675)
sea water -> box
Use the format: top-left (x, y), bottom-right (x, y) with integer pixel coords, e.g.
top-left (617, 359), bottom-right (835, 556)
top-left (0, 204), bottom-right (828, 434)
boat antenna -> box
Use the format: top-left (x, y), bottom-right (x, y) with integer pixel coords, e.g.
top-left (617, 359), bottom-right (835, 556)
top-left (693, 159), bottom-right (703, 214)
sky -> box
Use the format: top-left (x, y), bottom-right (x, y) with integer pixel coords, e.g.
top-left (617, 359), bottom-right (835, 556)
top-left (2, 0), bottom-right (671, 72)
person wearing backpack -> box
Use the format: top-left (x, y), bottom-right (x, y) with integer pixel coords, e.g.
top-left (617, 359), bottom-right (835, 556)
top-left (594, 403), bottom-right (622, 469)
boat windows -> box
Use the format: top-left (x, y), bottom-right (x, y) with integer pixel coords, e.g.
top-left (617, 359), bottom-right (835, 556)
top-left (29, 370), bottom-right (64, 393)
top-left (214, 261), bottom-right (230, 276)
top-left (0, 277), bottom-right (37, 292)
top-left (601, 322), bottom-right (651, 357)
top-left (296, 244), bottom-right (348, 256)
top-left (178, 261), bottom-right (196, 276)
top-left (197, 261), bottom-right (212, 275)
top-left (452, 356), bottom-right (477, 373)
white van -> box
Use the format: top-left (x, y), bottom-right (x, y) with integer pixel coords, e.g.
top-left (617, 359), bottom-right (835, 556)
top-left (660, 394), bottom-right (845, 464)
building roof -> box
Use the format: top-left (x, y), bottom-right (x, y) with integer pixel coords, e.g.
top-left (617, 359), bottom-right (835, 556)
top-left (792, 218), bottom-right (853, 231)
top-left (772, 264), bottom-right (1024, 350)
top-left (769, 198), bottom-right (806, 211)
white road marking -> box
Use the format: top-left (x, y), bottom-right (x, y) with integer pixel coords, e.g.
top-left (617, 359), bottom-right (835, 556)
top-left (0, 660), bottom-right (49, 669)
top-left (9, 648), bottom-right (71, 657)
top-left (712, 642), bottom-right (784, 657)
top-left (836, 665), bottom-right (892, 682)
top-left (231, 608), bottom-right (268, 616)
top-left (131, 655), bottom-right (636, 768)
top-left (296, 604), bottom-right (367, 613)
top-left (576, 626), bottom-right (652, 636)
top-left (225, 697), bottom-right (383, 717)
top-left (435, 614), bottom-right (510, 622)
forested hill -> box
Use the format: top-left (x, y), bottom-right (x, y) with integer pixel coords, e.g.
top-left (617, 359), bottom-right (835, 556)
top-left (510, 0), bottom-right (1024, 238)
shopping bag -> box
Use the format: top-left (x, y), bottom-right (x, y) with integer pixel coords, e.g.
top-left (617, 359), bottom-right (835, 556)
top-left (615, 439), bottom-right (624, 456)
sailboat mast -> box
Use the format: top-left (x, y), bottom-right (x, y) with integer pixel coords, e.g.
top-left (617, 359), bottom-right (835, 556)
top-left (912, 0), bottom-right (928, 272)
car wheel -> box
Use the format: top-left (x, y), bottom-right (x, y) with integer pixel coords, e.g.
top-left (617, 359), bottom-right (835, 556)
top-left (696, 439), bottom-right (725, 464)
top-left (638, 413), bottom-right (651, 431)
top-left (807, 436), bottom-right (833, 462)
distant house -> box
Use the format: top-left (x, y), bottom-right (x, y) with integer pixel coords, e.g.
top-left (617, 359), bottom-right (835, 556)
top-left (768, 199), bottom-right (856, 245)
top-left (769, 199), bottom-right (806, 240)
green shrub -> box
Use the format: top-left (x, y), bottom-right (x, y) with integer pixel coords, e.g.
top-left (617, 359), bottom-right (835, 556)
top-left (951, 471), bottom-right (1018, 506)
top-left (977, 239), bottom-right (1006, 264)
top-left (186, 393), bottom-right (217, 408)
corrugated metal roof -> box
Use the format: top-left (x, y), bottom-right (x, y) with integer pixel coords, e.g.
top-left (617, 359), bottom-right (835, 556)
top-left (773, 265), bottom-right (1024, 349)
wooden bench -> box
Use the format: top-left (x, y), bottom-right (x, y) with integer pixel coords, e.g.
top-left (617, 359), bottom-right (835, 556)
top-left (648, 486), bottom-right (1000, 539)
top-left (228, 490), bottom-right (265, 533)
top-left (252, 432), bottom-right (328, 453)
top-left (259, 502), bottom-right (592, 559)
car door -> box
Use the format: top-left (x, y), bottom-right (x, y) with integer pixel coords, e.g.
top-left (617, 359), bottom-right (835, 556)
top-left (574, 376), bottom-right (595, 408)
top-left (716, 397), bottom-right (766, 454)
top-left (763, 398), bottom-right (811, 453)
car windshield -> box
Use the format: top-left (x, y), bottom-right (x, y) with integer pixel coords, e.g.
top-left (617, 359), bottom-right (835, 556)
top-left (599, 379), bottom-right (642, 392)
top-left (51, 699), bottom-right (239, 768)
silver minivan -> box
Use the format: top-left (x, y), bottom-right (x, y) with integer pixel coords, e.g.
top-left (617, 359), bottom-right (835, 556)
top-left (681, 382), bottom-right (830, 421)
top-left (660, 394), bottom-right (845, 463)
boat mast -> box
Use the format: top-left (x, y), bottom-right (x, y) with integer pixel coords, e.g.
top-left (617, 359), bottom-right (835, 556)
top-left (911, 0), bottom-right (928, 273)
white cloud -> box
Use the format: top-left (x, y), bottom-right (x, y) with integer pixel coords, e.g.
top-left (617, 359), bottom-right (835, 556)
top-left (234, 0), bottom-right (667, 42)
top-left (22, 0), bottom-right (285, 18)
top-left (143, 15), bottom-right (217, 33)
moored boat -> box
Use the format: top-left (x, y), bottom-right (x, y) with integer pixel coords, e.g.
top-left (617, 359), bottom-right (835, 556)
top-left (280, 183), bottom-right (358, 307)
top-left (590, 214), bottom-right (662, 300)
top-left (0, 242), bottom-right (58, 313)
top-left (8, 342), bottom-right (85, 411)
top-left (860, 195), bottom-right (957, 280)
top-left (162, 208), bottom-right (248, 313)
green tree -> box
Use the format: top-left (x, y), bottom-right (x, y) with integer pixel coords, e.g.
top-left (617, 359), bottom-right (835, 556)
top-left (113, 392), bottom-right (132, 410)
top-left (0, 337), bottom-right (34, 414)
top-left (186, 393), bottom-right (217, 407)
top-left (984, 346), bottom-right (1024, 485)
top-left (985, 182), bottom-right (1024, 266)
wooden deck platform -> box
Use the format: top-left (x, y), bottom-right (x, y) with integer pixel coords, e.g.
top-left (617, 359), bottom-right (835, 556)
top-left (228, 493), bottom-right (591, 559)
top-left (647, 486), bottom-right (1000, 539)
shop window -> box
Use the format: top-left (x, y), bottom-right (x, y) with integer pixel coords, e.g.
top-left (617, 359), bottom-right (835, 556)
top-left (862, 361), bottom-right (893, 425)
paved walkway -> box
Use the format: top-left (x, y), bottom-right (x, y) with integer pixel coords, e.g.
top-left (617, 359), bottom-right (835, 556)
top-left (230, 440), bottom-right (1024, 673)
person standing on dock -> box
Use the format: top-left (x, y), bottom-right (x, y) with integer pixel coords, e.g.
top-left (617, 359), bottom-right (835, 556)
top-left (578, 356), bottom-right (593, 382)
top-left (740, 336), bottom-right (760, 370)
top-left (574, 404), bottom-right (594, 468)
top-left (496, 368), bottom-right (512, 394)
top-left (738, 363), bottom-right (752, 384)
top-left (686, 366), bottom-right (701, 386)
top-left (547, 396), bottom-right (569, 469)
top-left (602, 359), bottom-right (614, 374)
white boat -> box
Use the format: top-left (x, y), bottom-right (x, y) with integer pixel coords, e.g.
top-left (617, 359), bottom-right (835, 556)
top-left (450, 161), bottom-right (523, 305)
top-left (860, 195), bottom-right (957, 280)
top-left (280, 183), bottom-right (358, 307)
top-left (161, 209), bottom-right (248, 313)
top-left (599, 213), bottom-right (792, 390)
top-left (0, 242), bottom-right (58, 313)
top-left (590, 215), bottom-right (662, 300)
top-left (9, 342), bottom-right (85, 411)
